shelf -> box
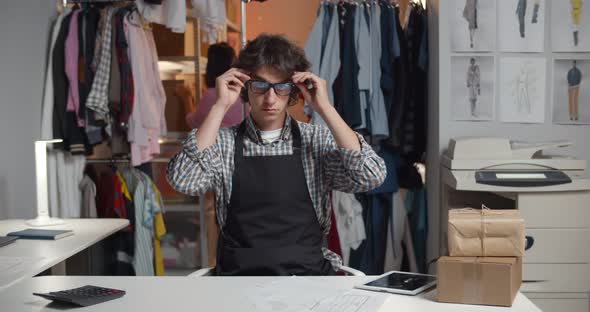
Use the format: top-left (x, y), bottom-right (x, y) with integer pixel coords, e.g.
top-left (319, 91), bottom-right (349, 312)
top-left (226, 20), bottom-right (240, 33)
top-left (158, 56), bottom-right (207, 74)
top-left (159, 56), bottom-right (196, 62)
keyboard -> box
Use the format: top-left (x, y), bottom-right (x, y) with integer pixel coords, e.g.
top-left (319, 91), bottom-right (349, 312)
top-left (33, 285), bottom-right (125, 307)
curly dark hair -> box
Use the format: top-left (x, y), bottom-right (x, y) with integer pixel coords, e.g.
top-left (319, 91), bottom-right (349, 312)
top-left (234, 34), bottom-right (311, 105)
top-left (205, 42), bottom-right (236, 88)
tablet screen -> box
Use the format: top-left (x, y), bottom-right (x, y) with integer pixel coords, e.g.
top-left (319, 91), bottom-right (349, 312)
top-left (364, 272), bottom-right (436, 291)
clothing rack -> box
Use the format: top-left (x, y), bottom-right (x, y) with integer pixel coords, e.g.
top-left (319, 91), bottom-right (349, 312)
top-left (66, 0), bottom-right (133, 3)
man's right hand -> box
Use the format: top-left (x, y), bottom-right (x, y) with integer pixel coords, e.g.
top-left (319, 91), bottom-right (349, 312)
top-left (215, 68), bottom-right (251, 111)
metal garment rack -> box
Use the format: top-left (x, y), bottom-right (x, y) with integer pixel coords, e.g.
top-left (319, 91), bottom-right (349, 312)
top-left (86, 158), bottom-right (171, 164)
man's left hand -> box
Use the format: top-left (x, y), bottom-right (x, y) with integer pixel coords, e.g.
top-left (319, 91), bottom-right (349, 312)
top-left (292, 72), bottom-right (330, 114)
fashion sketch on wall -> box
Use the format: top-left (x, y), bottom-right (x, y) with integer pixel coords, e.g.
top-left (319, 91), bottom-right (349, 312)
top-left (498, 0), bottom-right (545, 52)
top-left (553, 59), bottom-right (590, 124)
top-left (552, 0), bottom-right (590, 52)
top-left (450, 0), bottom-right (496, 52)
top-left (499, 57), bottom-right (546, 123)
top-left (451, 56), bottom-right (495, 121)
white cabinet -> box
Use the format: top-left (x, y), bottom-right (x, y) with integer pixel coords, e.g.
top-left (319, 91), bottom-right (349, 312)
top-left (517, 191), bottom-right (590, 311)
top-left (440, 176), bottom-right (590, 312)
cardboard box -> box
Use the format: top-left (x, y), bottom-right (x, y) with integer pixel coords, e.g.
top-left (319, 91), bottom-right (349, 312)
top-left (437, 256), bottom-right (522, 307)
top-left (448, 208), bottom-right (525, 257)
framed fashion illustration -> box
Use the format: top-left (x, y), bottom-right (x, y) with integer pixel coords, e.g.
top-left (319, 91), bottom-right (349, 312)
top-left (552, 0), bottom-right (590, 52)
top-left (499, 57), bottom-right (546, 123)
top-left (553, 58), bottom-right (590, 124)
top-left (450, 0), bottom-right (496, 52)
top-left (451, 55), bottom-right (495, 121)
top-left (498, 0), bottom-right (545, 52)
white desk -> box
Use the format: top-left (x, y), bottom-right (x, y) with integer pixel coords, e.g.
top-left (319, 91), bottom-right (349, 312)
top-left (0, 219), bottom-right (129, 289)
top-left (0, 276), bottom-right (541, 312)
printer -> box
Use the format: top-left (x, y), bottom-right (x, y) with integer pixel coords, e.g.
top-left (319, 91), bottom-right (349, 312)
top-left (440, 137), bottom-right (590, 311)
top-left (442, 137), bottom-right (590, 191)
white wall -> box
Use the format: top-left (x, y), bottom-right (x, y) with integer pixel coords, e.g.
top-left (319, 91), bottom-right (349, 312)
top-left (426, 0), bottom-right (590, 271)
top-left (0, 1), bottom-right (56, 219)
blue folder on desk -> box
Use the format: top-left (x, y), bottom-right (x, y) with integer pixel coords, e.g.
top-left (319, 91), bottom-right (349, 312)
top-left (7, 229), bottom-right (73, 240)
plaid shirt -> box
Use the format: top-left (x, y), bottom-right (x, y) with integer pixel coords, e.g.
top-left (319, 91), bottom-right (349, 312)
top-left (86, 7), bottom-right (115, 118)
top-left (115, 8), bottom-right (134, 125)
top-left (166, 115), bottom-right (386, 270)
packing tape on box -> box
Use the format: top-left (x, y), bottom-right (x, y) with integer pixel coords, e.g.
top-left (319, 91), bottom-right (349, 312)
top-left (462, 257), bottom-right (483, 302)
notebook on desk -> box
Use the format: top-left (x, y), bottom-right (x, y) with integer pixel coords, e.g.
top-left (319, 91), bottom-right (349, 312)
top-left (7, 229), bottom-right (73, 240)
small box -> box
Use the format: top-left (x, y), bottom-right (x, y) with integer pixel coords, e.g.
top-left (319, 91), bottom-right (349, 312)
top-left (437, 256), bottom-right (522, 307)
top-left (448, 208), bottom-right (525, 257)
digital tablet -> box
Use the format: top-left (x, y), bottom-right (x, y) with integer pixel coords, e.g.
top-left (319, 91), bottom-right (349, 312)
top-left (355, 271), bottom-right (437, 296)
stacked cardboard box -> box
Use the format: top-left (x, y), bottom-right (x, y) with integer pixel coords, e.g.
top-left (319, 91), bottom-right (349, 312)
top-left (437, 208), bottom-right (525, 307)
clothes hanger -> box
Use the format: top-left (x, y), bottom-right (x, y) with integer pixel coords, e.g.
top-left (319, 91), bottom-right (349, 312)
top-left (127, 7), bottom-right (152, 30)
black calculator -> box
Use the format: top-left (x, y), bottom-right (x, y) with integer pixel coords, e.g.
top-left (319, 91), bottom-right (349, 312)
top-left (33, 285), bottom-right (125, 307)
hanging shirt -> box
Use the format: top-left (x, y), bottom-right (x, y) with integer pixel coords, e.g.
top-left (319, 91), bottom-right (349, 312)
top-left (304, 4), bottom-right (326, 123)
top-left (152, 181), bottom-right (166, 276)
top-left (304, 3), bottom-right (340, 126)
top-left (334, 3), bottom-right (362, 129)
top-left (369, 3), bottom-right (390, 139)
top-left (126, 12), bottom-right (167, 166)
top-left (319, 3), bottom-right (341, 123)
top-left (52, 11), bottom-right (73, 144)
top-left (166, 114), bottom-right (387, 270)
top-left (332, 191), bottom-right (366, 266)
top-left (65, 9), bottom-right (82, 126)
top-left (393, 4), bottom-right (428, 164)
top-left (124, 170), bottom-right (156, 276)
top-left (42, 9), bottom-right (69, 141)
top-left (354, 4), bottom-right (370, 131)
top-left (136, 0), bottom-right (186, 33)
top-left (191, 0), bottom-right (227, 44)
top-left (60, 9), bottom-right (89, 154)
top-left (404, 188), bottom-right (427, 273)
top-left (114, 8), bottom-right (134, 125)
top-left (79, 174), bottom-right (97, 218)
top-left (86, 7), bottom-right (116, 119)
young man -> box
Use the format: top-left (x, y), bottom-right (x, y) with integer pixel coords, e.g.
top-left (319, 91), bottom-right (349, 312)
top-left (167, 34), bottom-right (386, 276)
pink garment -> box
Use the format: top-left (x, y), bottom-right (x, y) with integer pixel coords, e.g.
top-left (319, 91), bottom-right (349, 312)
top-left (64, 10), bottom-right (84, 127)
top-left (185, 88), bottom-right (246, 129)
top-left (125, 12), bottom-right (167, 166)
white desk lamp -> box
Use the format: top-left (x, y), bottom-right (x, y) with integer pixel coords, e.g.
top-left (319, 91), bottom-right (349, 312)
top-left (26, 139), bottom-right (65, 227)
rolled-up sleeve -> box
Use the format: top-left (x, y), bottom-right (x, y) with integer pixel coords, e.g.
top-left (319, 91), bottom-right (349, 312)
top-left (166, 129), bottom-right (222, 196)
top-left (323, 131), bottom-right (386, 193)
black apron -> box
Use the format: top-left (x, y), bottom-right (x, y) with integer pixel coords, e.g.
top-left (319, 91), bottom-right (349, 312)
top-left (215, 119), bottom-right (333, 276)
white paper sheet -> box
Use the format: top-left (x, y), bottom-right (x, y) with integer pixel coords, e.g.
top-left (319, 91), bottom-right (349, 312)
top-left (312, 289), bottom-right (388, 312)
top-left (244, 277), bottom-right (387, 312)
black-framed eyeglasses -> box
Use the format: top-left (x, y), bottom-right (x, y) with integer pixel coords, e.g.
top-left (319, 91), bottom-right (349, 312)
top-left (246, 80), bottom-right (296, 96)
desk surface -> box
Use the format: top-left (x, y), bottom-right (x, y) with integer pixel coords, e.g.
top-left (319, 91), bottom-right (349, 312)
top-left (0, 219), bottom-right (129, 289)
top-left (0, 276), bottom-right (541, 312)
